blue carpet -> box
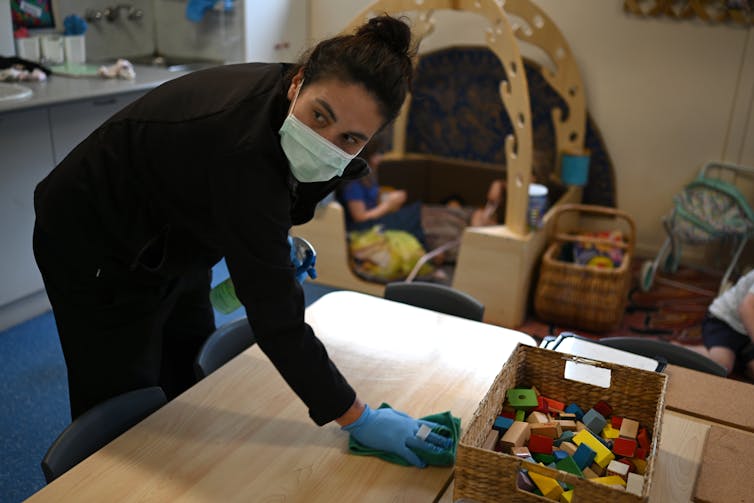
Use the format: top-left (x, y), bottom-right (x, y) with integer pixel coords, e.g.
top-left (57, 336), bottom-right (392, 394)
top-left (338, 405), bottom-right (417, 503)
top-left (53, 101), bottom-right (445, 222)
top-left (0, 259), bottom-right (339, 503)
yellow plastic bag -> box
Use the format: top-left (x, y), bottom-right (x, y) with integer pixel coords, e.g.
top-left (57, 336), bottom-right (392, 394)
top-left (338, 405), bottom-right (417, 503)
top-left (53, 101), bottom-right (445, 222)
top-left (348, 226), bottom-right (433, 282)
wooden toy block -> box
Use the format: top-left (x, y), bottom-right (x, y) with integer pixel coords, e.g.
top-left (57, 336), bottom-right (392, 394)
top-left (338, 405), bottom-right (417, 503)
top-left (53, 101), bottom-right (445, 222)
top-left (573, 430), bottom-right (615, 468)
top-left (590, 461), bottom-right (606, 476)
top-left (493, 415), bottom-right (515, 431)
top-left (556, 420), bottom-right (578, 432)
top-left (531, 385), bottom-right (541, 397)
top-left (555, 455), bottom-right (584, 477)
top-left (534, 396), bottom-right (549, 413)
top-left (582, 466), bottom-right (599, 479)
top-left (553, 449), bottom-right (569, 461)
top-left (554, 431), bottom-right (575, 446)
top-left (593, 400), bottom-right (613, 417)
top-left (530, 422), bottom-right (562, 439)
top-left (610, 415), bottom-right (623, 428)
top-left (527, 411), bottom-right (550, 424)
top-left (560, 489), bottom-right (573, 503)
top-left (507, 388), bottom-right (539, 409)
top-left (529, 433), bottom-right (554, 454)
top-left (612, 437), bottom-right (637, 458)
top-left (582, 409), bottom-right (607, 435)
top-left (528, 471), bottom-right (563, 501)
top-left (515, 409), bottom-right (526, 422)
top-left (606, 459), bottom-right (630, 480)
top-left (619, 418), bottom-right (639, 439)
top-left (511, 446), bottom-right (531, 458)
top-left (636, 427), bottom-right (650, 449)
top-left (559, 441), bottom-right (577, 456)
top-left (626, 472), bottom-right (644, 496)
top-left (572, 442), bottom-right (596, 470)
top-left (499, 421), bottom-right (530, 451)
top-left (601, 423), bottom-right (620, 439)
top-left (629, 457), bottom-right (647, 475)
top-left (543, 397), bottom-right (566, 412)
top-left (564, 403), bottom-right (584, 420)
top-left (593, 475), bottom-right (627, 487)
top-left (482, 429), bottom-right (500, 451)
top-left (532, 452), bottom-right (556, 464)
top-left (558, 412), bottom-right (577, 421)
top-left (617, 457), bottom-right (636, 473)
top-left (575, 421), bottom-right (587, 432)
top-left (517, 470), bottom-right (536, 492)
top-left (633, 447), bottom-right (647, 460)
top-left (500, 410), bottom-right (516, 419)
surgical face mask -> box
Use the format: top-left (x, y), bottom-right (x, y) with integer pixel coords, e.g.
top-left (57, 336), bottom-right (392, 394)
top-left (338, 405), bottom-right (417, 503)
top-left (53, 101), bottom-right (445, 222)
top-left (279, 82), bottom-right (359, 183)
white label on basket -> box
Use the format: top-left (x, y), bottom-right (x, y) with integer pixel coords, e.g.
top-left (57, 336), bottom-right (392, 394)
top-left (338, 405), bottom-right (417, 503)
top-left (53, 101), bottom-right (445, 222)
top-left (564, 361), bottom-right (611, 388)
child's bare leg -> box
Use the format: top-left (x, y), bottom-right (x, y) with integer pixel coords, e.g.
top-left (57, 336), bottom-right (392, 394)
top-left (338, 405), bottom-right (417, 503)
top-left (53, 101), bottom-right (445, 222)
top-left (708, 346), bottom-right (736, 375)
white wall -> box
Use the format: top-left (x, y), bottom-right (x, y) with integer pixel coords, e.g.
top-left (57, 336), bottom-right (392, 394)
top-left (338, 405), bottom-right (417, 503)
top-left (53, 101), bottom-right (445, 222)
top-left (311, 0), bottom-right (754, 260)
top-left (1, 0), bottom-right (16, 55)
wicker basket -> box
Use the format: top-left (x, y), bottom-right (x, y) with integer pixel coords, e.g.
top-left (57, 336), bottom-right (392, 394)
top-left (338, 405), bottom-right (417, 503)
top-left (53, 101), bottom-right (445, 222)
top-left (534, 204), bottom-right (636, 332)
top-left (454, 345), bottom-right (667, 503)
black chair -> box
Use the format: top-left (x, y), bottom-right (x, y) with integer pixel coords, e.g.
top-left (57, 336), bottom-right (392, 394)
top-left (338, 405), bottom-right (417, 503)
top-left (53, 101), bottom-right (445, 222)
top-left (194, 316), bottom-right (256, 380)
top-left (41, 386), bottom-right (167, 483)
top-left (597, 336), bottom-right (728, 377)
top-left (384, 282), bottom-right (485, 322)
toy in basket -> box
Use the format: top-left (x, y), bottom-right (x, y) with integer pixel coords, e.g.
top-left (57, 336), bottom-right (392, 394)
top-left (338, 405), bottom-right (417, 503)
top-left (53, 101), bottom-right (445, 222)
top-left (534, 204), bottom-right (636, 333)
top-left (454, 344), bottom-right (667, 503)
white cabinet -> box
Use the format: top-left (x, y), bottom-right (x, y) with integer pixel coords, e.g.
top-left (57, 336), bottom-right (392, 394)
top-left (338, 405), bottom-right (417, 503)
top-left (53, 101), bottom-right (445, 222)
top-left (0, 108), bottom-right (55, 306)
top-left (0, 91), bottom-right (144, 313)
top-left (49, 92), bottom-right (144, 164)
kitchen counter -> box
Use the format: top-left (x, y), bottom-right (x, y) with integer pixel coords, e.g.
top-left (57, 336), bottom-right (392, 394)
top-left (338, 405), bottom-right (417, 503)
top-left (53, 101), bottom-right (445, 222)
top-left (0, 64), bottom-right (190, 114)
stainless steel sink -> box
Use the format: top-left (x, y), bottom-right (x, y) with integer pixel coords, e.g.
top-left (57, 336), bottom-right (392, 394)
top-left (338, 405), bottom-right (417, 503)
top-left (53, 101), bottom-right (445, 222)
top-left (0, 83), bottom-right (32, 101)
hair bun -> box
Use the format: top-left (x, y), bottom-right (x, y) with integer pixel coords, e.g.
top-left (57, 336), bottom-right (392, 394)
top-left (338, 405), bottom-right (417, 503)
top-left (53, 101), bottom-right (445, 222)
top-left (356, 15), bottom-right (411, 56)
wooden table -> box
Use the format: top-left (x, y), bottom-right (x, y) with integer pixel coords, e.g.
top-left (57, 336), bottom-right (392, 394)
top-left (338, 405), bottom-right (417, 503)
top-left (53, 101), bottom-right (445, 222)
top-left (26, 291), bottom-right (536, 502)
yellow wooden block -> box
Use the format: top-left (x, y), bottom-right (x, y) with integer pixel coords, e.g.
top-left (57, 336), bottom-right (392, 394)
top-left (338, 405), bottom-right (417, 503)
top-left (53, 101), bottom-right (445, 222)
top-left (629, 457), bottom-right (647, 475)
top-left (528, 471), bottom-right (564, 501)
top-left (593, 475), bottom-right (627, 487)
top-left (602, 423), bottom-right (620, 439)
top-left (572, 429), bottom-right (615, 468)
top-left (560, 489), bottom-right (574, 503)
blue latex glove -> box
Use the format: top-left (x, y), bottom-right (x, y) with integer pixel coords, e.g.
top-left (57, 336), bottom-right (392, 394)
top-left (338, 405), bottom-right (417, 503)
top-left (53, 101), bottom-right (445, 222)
top-left (341, 404), bottom-right (453, 468)
top-left (186, 0), bottom-right (233, 22)
top-left (288, 236), bottom-right (317, 284)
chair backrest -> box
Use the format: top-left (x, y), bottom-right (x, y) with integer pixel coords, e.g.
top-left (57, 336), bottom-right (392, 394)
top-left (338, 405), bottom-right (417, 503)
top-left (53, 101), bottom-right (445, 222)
top-left (41, 386), bottom-right (167, 483)
top-left (194, 317), bottom-right (256, 380)
top-left (597, 336), bottom-right (727, 377)
top-left (384, 282), bottom-right (485, 322)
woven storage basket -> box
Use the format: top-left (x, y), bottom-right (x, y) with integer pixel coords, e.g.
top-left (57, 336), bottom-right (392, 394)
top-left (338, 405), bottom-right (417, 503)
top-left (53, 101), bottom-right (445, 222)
top-left (534, 204), bottom-right (636, 332)
top-left (454, 344), bottom-right (667, 503)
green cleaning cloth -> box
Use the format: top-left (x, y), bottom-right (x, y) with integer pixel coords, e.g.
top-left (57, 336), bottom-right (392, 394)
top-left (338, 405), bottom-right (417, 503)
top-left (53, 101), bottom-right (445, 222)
top-left (347, 403), bottom-right (461, 467)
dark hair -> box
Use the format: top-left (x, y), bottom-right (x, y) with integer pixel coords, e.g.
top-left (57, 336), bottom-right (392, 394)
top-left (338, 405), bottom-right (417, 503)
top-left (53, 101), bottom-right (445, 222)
top-left (299, 15), bottom-right (414, 125)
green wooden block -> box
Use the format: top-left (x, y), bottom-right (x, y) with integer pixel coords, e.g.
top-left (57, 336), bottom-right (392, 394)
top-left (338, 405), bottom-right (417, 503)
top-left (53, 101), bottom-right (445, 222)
top-left (555, 455), bottom-right (584, 478)
top-left (532, 453), bottom-right (556, 465)
top-left (507, 388), bottom-right (538, 408)
top-left (515, 409), bottom-right (526, 421)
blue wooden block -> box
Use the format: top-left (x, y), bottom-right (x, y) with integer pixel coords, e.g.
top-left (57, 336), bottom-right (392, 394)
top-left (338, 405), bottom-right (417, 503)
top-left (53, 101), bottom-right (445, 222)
top-left (572, 442), bottom-right (596, 470)
top-left (553, 449), bottom-right (569, 461)
top-left (565, 403), bottom-right (584, 420)
top-left (493, 415), bottom-right (515, 431)
top-left (582, 408), bottom-right (607, 435)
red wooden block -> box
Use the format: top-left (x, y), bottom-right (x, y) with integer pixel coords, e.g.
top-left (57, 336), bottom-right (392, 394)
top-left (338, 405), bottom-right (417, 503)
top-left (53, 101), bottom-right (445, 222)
top-left (528, 434), bottom-right (554, 454)
top-left (634, 447), bottom-right (647, 460)
top-left (534, 396), bottom-right (549, 414)
top-left (501, 410), bottom-right (516, 419)
top-left (637, 428), bottom-right (650, 450)
top-left (543, 397), bottom-right (566, 412)
top-left (611, 416), bottom-right (624, 429)
top-left (613, 437), bottom-right (637, 458)
top-left (593, 400), bottom-right (613, 418)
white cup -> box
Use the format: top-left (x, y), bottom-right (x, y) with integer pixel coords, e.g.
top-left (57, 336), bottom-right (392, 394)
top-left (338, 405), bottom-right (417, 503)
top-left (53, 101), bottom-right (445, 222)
top-left (15, 37), bottom-right (41, 62)
top-left (40, 35), bottom-right (65, 64)
top-left (64, 35), bottom-right (86, 64)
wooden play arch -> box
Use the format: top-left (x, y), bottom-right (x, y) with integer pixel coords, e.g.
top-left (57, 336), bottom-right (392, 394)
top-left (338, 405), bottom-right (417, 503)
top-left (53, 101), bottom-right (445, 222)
top-left (293, 0), bottom-right (588, 327)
